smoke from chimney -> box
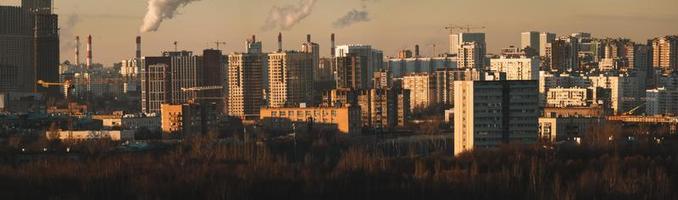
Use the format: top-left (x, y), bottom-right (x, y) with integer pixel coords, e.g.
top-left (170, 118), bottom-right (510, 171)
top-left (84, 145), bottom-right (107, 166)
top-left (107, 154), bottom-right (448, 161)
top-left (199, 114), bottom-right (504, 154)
top-left (262, 0), bottom-right (317, 31)
top-left (331, 33), bottom-right (336, 57)
top-left (75, 36), bottom-right (80, 66)
top-left (140, 0), bottom-right (201, 33)
top-left (333, 9), bottom-right (370, 28)
top-left (86, 35), bottom-right (92, 68)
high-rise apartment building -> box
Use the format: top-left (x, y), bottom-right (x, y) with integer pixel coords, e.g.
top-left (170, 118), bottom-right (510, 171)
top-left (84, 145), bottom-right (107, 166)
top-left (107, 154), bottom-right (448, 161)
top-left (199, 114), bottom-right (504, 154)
top-left (539, 32), bottom-right (556, 57)
top-left (457, 42), bottom-right (485, 69)
top-left (490, 56), bottom-right (540, 80)
top-left (0, 1), bottom-right (59, 96)
top-left (141, 51), bottom-right (203, 114)
top-left (449, 32), bottom-right (486, 56)
top-left (651, 36), bottom-right (678, 74)
top-left (335, 45), bottom-right (384, 88)
top-left (357, 88), bottom-right (410, 130)
top-left (402, 73), bottom-right (436, 110)
top-left (301, 34), bottom-right (321, 81)
top-left (454, 79), bottom-right (539, 156)
top-left (334, 53), bottom-right (368, 89)
top-left (227, 37), bottom-right (268, 120)
top-left (386, 56), bottom-right (457, 78)
top-left (268, 51), bottom-right (314, 108)
top-left (521, 31), bottom-right (540, 53)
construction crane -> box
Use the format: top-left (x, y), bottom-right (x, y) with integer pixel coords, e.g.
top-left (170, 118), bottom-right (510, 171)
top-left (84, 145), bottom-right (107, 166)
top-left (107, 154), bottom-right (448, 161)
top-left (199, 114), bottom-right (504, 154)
top-left (181, 86), bottom-right (223, 92)
top-left (445, 24), bottom-right (486, 33)
top-left (623, 102), bottom-right (647, 116)
top-left (215, 41), bottom-right (227, 50)
top-left (181, 86), bottom-right (224, 103)
top-left (38, 80), bottom-right (73, 99)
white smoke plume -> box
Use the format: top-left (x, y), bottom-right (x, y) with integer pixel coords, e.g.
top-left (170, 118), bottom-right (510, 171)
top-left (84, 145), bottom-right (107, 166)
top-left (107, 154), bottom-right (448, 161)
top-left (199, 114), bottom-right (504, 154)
top-left (262, 0), bottom-right (318, 31)
top-left (60, 14), bottom-right (80, 54)
top-left (332, 9), bottom-right (369, 28)
top-left (140, 0), bottom-right (201, 33)
top-left (333, 0), bottom-right (375, 28)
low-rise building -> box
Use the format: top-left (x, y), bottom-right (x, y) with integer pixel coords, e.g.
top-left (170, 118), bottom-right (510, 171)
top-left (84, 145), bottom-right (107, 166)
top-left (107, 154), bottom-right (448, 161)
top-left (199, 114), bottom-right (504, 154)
top-left (46, 130), bottom-right (134, 141)
top-left (161, 103), bottom-right (218, 135)
top-left (260, 105), bottom-right (362, 135)
top-left (538, 114), bottom-right (603, 143)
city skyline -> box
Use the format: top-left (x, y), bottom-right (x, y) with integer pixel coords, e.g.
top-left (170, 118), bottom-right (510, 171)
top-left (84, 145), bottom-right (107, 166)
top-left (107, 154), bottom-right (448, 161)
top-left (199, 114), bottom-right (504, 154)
top-left (2, 0), bottom-right (678, 65)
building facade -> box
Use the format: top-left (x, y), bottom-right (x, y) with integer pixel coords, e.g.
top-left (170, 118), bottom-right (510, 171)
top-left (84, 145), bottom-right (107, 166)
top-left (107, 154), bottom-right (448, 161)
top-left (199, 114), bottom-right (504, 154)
top-left (259, 105), bottom-right (362, 135)
top-left (228, 47), bottom-right (267, 120)
top-left (402, 73), bottom-right (436, 110)
top-left (454, 80), bottom-right (539, 156)
top-left (490, 56), bottom-right (540, 80)
top-left (268, 51), bottom-right (314, 108)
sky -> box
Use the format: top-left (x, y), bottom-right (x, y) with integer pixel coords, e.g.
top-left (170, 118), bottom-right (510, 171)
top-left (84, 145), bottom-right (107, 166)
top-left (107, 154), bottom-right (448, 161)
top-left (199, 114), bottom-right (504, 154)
top-left (4, 0), bottom-right (678, 65)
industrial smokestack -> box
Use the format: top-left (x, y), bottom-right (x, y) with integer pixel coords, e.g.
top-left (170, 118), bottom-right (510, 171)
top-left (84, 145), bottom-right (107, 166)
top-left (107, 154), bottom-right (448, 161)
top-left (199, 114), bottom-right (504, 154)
top-left (278, 32), bottom-right (283, 52)
top-left (136, 36), bottom-right (142, 59)
top-left (252, 35), bottom-right (256, 42)
top-left (307, 34), bottom-right (311, 43)
top-left (331, 33), bottom-right (336, 57)
top-left (415, 45), bottom-right (420, 57)
top-left (86, 35), bottom-right (92, 68)
top-left (75, 36), bottom-right (80, 66)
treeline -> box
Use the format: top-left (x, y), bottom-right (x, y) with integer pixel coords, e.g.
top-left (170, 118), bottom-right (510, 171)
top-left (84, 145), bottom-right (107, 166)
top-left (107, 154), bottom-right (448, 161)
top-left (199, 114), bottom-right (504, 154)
top-left (0, 133), bottom-right (676, 199)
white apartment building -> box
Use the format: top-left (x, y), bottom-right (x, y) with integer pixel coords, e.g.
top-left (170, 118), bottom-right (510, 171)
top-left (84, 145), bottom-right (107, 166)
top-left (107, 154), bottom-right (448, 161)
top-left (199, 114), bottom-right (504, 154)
top-left (546, 87), bottom-right (590, 108)
top-left (490, 56), bottom-right (540, 80)
top-left (402, 73), bottom-right (436, 110)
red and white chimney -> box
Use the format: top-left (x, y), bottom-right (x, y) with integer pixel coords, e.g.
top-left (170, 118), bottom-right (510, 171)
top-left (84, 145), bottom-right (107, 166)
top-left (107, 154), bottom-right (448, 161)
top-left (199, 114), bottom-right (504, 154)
top-left (75, 36), bottom-right (80, 66)
top-left (86, 35), bottom-right (92, 68)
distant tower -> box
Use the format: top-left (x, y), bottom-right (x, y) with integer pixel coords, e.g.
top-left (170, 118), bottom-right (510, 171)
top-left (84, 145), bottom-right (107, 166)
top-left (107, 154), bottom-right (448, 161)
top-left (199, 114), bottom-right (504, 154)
top-left (136, 36), bottom-right (142, 59)
top-left (75, 36), bottom-right (80, 66)
top-left (331, 33), bottom-right (336, 57)
top-left (86, 35), bottom-right (92, 68)
top-left (277, 32), bottom-right (283, 52)
top-left (415, 44), bottom-right (420, 57)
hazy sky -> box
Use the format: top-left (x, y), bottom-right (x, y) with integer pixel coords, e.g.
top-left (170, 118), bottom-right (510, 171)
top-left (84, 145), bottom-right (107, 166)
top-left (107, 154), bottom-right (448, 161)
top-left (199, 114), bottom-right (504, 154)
top-left (4, 0), bottom-right (678, 65)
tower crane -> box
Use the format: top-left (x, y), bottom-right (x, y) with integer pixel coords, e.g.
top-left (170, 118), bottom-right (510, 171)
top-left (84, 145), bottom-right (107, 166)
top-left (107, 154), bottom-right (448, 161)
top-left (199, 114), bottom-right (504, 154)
top-left (181, 86), bottom-right (224, 103)
top-left (445, 24), bottom-right (486, 33)
top-left (214, 41), bottom-right (227, 50)
top-left (37, 80), bottom-right (73, 100)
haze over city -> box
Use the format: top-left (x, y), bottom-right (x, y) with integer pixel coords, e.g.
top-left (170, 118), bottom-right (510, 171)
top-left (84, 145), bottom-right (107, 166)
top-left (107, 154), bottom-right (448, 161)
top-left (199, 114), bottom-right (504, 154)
top-left (4, 0), bottom-right (678, 64)
top-left (2, 0), bottom-right (678, 199)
